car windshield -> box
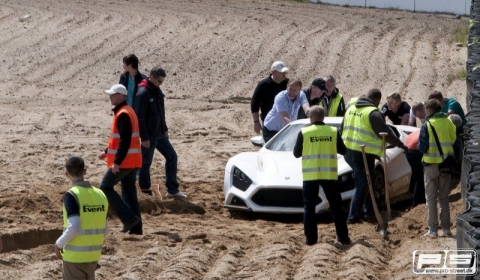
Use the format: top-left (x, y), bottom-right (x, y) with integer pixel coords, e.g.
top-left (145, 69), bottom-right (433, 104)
top-left (265, 122), bottom-right (341, 152)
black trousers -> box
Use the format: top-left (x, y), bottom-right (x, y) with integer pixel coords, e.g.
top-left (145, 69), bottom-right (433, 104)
top-left (407, 150), bottom-right (426, 207)
top-left (303, 180), bottom-right (349, 244)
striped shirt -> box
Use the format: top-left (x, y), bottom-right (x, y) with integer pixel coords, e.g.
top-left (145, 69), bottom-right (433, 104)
top-left (264, 90), bottom-right (308, 131)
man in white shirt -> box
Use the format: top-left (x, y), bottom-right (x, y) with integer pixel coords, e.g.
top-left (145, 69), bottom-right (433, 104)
top-left (262, 78), bottom-right (309, 142)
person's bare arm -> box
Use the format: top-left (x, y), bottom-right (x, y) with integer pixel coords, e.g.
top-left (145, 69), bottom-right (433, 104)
top-left (407, 116), bottom-right (416, 126)
top-left (280, 111), bottom-right (290, 125)
top-left (252, 112), bottom-right (261, 134)
top-left (400, 113), bottom-right (410, 125)
top-left (302, 103), bottom-right (310, 117)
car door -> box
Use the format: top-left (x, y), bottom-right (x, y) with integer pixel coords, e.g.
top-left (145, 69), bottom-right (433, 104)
top-left (383, 125), bottom-right (412, 197)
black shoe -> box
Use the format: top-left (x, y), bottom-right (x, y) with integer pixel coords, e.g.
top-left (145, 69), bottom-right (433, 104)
top-left (339, 238), bottom-right (352, 245)
top-left (347, 218), bottom-right (360, 225)
top-left (306, 240), bottom-right (317, 246)
top-left (362, 215), bottom-right (377, 223)
top-left (141, 190), bottom-right (153, 196)
top-left (128, 230), bottom-right (143, 235)
top-left (120, 216), bottom-right (141, 233)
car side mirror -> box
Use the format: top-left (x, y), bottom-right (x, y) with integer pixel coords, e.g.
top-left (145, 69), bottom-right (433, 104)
top-left (250, 136), bottom-right (264, 147)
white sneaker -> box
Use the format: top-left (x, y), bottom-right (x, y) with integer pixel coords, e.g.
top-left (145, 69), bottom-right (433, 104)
top-left (443, 229), bottom-right (453, 237)
top-left (166, 191), bottom-right (187, 198)
top-left (424, 230), bottom-right (438, 238)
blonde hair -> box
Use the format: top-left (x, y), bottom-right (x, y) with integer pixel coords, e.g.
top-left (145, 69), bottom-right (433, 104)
top-left (387, 92), bottom-right (402, 103)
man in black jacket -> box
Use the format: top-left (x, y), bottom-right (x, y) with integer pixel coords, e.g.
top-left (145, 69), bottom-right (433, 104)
top-left (250, 61), bottom-right (289, 135)
top-left (297, 78), bottom-right (327, 119)
top-left (133, 67), bottom-right (187, 198)
top-left (341, 89), bottom-right (408, 224)
top-left (119, 54), bottom-right (146, 107)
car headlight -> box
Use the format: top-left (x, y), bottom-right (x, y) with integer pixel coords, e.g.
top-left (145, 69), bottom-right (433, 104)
top-left (234, 168), bottom-right (241, 176)
top-left (232, 167), bottom-right (253, 192)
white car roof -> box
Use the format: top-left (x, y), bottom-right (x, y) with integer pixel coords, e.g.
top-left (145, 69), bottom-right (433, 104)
top-left (289, 117), bottom-right (344, 126)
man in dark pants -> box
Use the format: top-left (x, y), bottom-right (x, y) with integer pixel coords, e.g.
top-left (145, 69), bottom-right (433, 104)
top-left (293, 105), bottom-right (351, 246)
top-left (98, 84), bottom-right (142, 234)
top-left (405, 129), bottom-right (425, 208)
top-left (134, 67), bottom-right (187, 198)
top-left (341, 89), bottom-right (408, 224)
top-left (250, 61), bottom-right (289, 135)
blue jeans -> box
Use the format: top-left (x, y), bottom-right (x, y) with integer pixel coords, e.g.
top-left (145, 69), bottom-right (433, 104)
top-left (99, 168), bottom-right (142, 233)
top-left (138, 135), bottom-right (179, 194)
top-left (344, 149), bottom-right (374, 221)
top-left (303, 180), bottom-right (349, 244)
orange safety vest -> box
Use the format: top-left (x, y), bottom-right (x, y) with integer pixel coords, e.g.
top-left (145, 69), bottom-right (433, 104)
top-left (106, 105), bottom-right (142, 168)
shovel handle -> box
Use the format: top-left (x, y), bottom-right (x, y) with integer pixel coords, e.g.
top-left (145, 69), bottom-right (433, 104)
top-left (359, 144), bottom-right (387, 231)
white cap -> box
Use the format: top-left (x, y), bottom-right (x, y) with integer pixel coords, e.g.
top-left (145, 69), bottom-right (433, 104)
top-left (271, 61), bottom-right (288, 73)
top-left (105, 84), bottom-right (128, 95)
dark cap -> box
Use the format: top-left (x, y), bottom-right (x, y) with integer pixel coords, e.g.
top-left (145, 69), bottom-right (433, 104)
top-left (311, 78), bottom-right (326, 91)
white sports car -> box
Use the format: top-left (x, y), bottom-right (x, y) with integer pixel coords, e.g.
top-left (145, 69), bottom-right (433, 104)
top-left (224, 117), bottom-right (415, 214)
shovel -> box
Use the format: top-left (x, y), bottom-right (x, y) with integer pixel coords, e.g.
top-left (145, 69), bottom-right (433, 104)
top-left (360, 144), bottom-right (388, 238)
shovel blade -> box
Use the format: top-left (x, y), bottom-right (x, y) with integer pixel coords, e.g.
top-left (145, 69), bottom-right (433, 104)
top-left (376, 224), bottom-right (388, 238)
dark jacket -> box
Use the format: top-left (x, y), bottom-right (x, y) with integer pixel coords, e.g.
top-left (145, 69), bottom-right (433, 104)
top-left (320, 87), bottom-right (346, 117)
top-left (293, 121), bottom-right (346, 158)
top-left (298, 87), bottom-right (346, 119)
top-left (340, 97), bottom-right (407, 150)
top-left (133, 79), bottom-right (168, 141)
top-left (119, 70), bottom-right (146, 105)
top-left (250, 75), bottom-right (289, 121)
top-left (297, 87), bottom-right (320, 119)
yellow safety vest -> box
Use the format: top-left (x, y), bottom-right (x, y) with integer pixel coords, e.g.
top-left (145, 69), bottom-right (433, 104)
top-left (422, 117), bottom-right (456, 164)
top-left (347, 97), bottom-right (358, 109)
top-left (301, 125), bottom-right (338, 181)
top-left (342, 104), bottom-right (383, 157)
top-left (320, 93), bottom-right (343, 116)
top-left (62, 186), bottom-right (108, 263)
top-left (106, 105), bottom-right (142, 168)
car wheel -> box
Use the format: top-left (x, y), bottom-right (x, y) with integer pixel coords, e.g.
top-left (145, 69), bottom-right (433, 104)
top-left (373, 168), bottom-right (386, 211)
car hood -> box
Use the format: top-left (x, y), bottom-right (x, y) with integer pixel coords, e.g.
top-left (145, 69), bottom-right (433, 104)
top-left (256, 149), bottom-right (352, 187)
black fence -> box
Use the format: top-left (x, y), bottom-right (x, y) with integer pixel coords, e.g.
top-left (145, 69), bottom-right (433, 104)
top-left (457, 1), bottom-right (480, 279)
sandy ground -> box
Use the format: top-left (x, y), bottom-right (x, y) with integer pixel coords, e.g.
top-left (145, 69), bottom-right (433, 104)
top-left (0, 0), bottom-right (469, 279)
